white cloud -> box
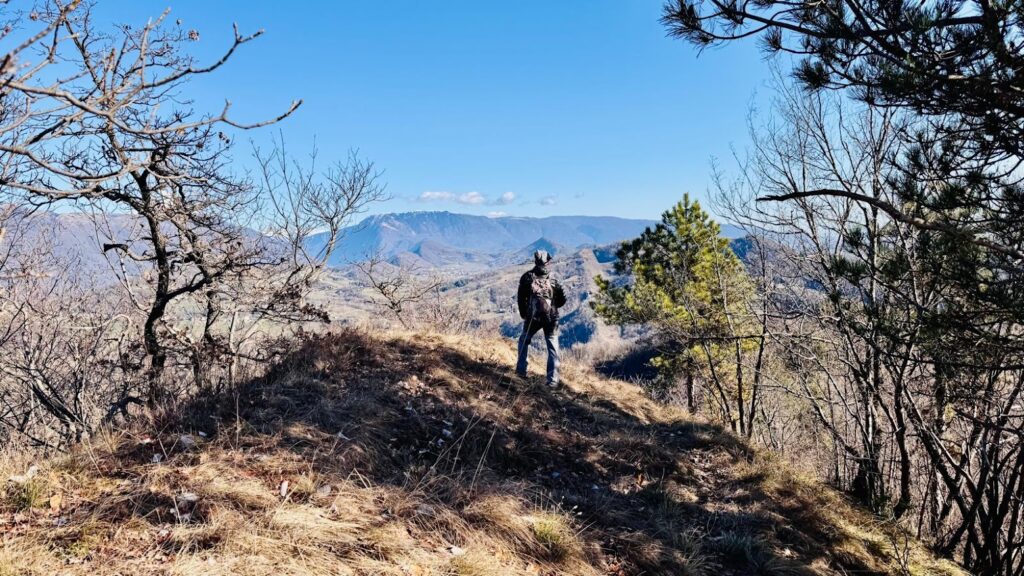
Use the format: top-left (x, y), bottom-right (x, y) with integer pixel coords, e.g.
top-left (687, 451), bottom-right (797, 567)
top-left (417, 190), bottom-right (487, 205)
top-left (418, 191), bottom-right (455, 202)
top-left (486, 211), bottom-right (507, 218)
top-left (457, 191), bottom-right (486, 205)
top-left (539, 195), bottom-right (557, 206)
top-left (493, 191), bottom-right (516, 205)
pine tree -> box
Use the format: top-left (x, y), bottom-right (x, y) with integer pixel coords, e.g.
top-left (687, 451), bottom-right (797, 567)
top-left (594, 195), bottom-right (759, 433)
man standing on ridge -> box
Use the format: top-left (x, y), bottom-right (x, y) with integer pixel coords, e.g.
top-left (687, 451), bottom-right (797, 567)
top-left (516, 250), bottom-right (567, 387)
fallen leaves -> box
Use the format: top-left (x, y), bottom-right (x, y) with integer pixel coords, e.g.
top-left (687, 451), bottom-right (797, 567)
top-left (48, 493), bottom-right (62, 512)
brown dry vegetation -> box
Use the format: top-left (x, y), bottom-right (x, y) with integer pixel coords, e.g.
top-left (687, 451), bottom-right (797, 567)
top-left (0, 330), bottom-right (965, 575)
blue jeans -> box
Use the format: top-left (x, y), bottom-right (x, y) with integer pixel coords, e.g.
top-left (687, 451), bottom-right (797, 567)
top-left (515, 319), bottom-right (559, 385)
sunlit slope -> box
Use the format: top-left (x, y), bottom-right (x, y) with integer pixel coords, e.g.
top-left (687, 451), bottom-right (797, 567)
top-left (1, 331), bottom-right (965, 576)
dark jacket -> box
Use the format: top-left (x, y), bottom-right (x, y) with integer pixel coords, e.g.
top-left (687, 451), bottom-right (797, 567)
top-left (517, 265), bottom-right (567, 323)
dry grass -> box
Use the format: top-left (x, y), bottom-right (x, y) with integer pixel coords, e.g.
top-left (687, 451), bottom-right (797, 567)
top-left (4, 478), bottom-right (48, 513)
top-left (0, 539), bottom-right (60, 576)
top-left (0, 329), bottom-right (968, 576)
top-left (529, 512), bottom-right (581, 560)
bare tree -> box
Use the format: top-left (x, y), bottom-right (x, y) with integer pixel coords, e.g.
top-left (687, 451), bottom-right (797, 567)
top-left (0, 3), bottom-right (303, 401)
top-left (357, 255), bottom-right (451, 331)
top-left (716, 79), bottom-right (1024, 573)
top-left (256, 136), bottom-right (387, 314)
top-left (0, 2), bottom-right (384, 446)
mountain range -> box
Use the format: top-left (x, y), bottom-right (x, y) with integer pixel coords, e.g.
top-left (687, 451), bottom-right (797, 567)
top-left (308, 211), bottom-right (744, 268)
top-left (8, 209), bottom-right (746, 273)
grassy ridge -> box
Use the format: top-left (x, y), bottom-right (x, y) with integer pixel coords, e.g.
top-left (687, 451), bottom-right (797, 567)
top-left (1, 331), bottom-right (965, 575)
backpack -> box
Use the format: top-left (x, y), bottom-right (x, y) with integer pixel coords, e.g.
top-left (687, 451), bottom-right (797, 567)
top-left (528, 273), bottom-right (557, 326)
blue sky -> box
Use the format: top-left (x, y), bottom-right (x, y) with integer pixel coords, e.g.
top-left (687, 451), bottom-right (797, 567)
top-left (91, 1), bottom-right (773, 220)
